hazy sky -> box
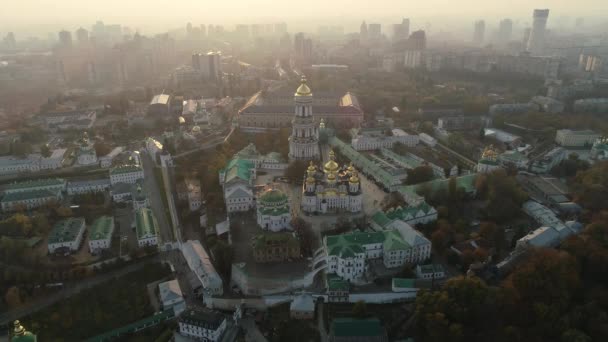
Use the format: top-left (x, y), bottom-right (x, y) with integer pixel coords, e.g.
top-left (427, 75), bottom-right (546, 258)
top-left (2, 0), bottom-right (607, 36)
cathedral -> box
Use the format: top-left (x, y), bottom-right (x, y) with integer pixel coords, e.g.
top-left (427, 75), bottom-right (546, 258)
top-left (288, 76), bottom-right (320, 161)
top-left (301, 150), bottom-right (363, 214)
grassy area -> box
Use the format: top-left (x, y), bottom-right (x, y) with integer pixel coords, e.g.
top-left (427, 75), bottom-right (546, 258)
top-left (20, 262), bottom-right (171, 341)
top-left (261, 303), bottom-right (320, 342)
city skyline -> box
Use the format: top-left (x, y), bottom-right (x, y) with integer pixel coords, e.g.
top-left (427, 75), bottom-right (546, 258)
top-left (1, 0), bottom-right (607, 36)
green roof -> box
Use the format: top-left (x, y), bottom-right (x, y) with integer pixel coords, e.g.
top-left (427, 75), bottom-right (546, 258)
top-left (110, 165), bottom-right (143, 175)
top-left (325, 231), bottom-right (385, 258)
top-left (4, 178), bottom-right (65, 192)
top-left (221, 158), bottom-right (254, 184)
top-left (2, 189), bottom-right (57, 203)
top-left (478, 159), bottom-right (499, 166)
top-left (234, 143), bottom-right (261, 159)
top-left (12, 333), bottom-right (37, 342)
top-left (48, 217), bottom-right (85, 244)
top-left (258, 206), bottom-right (290, 216)
top-left (327, 275), bottom-right (349, 291)
top-left (370, 211), bottom-right (391, 227)
top-left (259, 188), bottom-right (288, 204)
top-left (383, 230), bottom-right (410, 251)
top-left (253, 232), bottom-right (299, 251)
top-left (84, 309), bottom-right (174, 342)
top-left (418, 264), bottom-right (444, 274)
top-left (135, 208), bottom-right (158, 240)
top-left (89, 216), bottom-right (114, 241)
top-left (392, 278), bottom-right (416, 289)
top-left (332, 318), bottom-right (383, 337)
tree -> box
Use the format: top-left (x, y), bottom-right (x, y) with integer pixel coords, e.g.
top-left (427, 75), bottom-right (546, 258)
top-left (94, 141), bottom-right (112, 157)
top-left (11, 142), bottom-right (32, 157)
top-left (406, 165), bottom-right (434, 185)
top-left (292, 217), bottom-right (316, 257)
top-left (5, 286), bottom-right (22, 309)
top-left (352, 300), bottom-right (368, 318)
top-left (40, 144), bottom-right (52, 158)
top-left (284, 160), bottom-right (308, 183)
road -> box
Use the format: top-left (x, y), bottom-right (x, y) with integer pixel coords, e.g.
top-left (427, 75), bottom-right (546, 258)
top-left (317, 301), bottom-right (329, 342)
top-left (141, 152), bottom-right (173, 243)
top-left (0, 256), bottom-right (160, 326)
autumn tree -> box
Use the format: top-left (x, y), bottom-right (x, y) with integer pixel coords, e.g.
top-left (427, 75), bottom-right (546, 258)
top-left (406, 165), bottom-right (434, 185)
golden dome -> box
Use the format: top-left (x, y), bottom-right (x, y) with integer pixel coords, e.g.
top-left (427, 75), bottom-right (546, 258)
top-left (307, 161), bottom-right (316, 172)
top-left (327, 172), bottom-right (336, 181)
top-left (295, 76), bottom-right (312, 97)
top-left (481, 145), bottom-right (498, 160)
top-left (347, 162), bottom-right (355, 172)
top-left (349, 171), bottom-right (360, 183)
top-left (324, 150), bottom-right (339, 173)
top-left (319, 118), bottom-right (326, 129)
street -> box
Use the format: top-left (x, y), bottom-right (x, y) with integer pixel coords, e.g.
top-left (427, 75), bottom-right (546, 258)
top-left (141, 152), bottom-right (174, 244)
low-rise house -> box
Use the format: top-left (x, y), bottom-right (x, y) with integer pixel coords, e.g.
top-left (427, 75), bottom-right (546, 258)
top-left (418, 133), bottom-right (437, 147)
top-left (330, 318), bottom-right (388, 342)
top-left (48, 217), bottom-right (86, 254)
top-left (415, 264), bottom-right (445, 280)
top-left (1, 190), bottom-right (59, 212)
top-left (219, 158), bottom-right (255, 214)
top-left (522, 201), bottom-right (569, 237)
top-left (530, 147), bottom-right (566, 174)
top-left (290, 293), bottom-right (315, 320)
top-left (4, 178), bottom-right (66, 195)
top-left (178, 308), bottom-right (227, 342)
top-left (532, 96), bottom-right (565, 113)
top-left (370, 202), bottom-right (438, 229)
top-left (185, 178), bottom-right (203, 212)
top-left (159, 279), bottom-right (186, 316)
top-left (498, 150), bottom-right (529, 169)
top-left (88, 216), bottom-right (114, 254)
top-left (252, 232), bottom-right (300, 263)
top-left (135, 208), bottom-right (159, 248)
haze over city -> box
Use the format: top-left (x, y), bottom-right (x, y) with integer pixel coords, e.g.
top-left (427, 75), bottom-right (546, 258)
top-left (1, 1), bottom-right (608, 341)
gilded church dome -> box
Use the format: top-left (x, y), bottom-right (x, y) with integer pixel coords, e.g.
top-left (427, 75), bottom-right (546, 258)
top-left (295, 76), bottom-right (312, 97)
top-left (324, 150), bottom-right (339, 173)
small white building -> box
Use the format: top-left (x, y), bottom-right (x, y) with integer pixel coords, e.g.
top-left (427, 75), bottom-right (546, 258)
top-left (88, 216), bottom-right (114, 254)
top-left (185, 178), bottom-right (203, 212)
top-left (416, 264), bottom-right (445, 279)
top-left (1, 190), bottom-right (59, 212)
top-left (159, 279), bottom-right (186, 316)
top-left (135, 208), bottom-right (159, 248)
top-left (48, 217), bottom-right (86, 254)
top-left (290, 294), bottom-right (315, 320)
top-left (178, 308), bottom-right (227, 342)
top-left (109, 165), bottom-right (144, 185)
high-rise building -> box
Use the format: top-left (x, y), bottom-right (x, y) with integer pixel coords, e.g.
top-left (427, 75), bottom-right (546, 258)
top-left (393, 18), bottom-right (410, 41)
top-left (76, 27), bottom-right (89, 44)
top-left (58, 30), bottom-right (73, 48)
top-left (275, 22), bottom-right (288, 35)
top-left (3, 32), bottom-right (16, 49)
top-left (235, 24), bottom-right (250, 38)
top-left (368, 23), bottom-right (382, 39)
top-left (192, 51), bottom-right (222, 82)
top-left (200, 24), bottom-right (207, 38)
top-left (294, 32), bottom-right (312, 61)
top-left (498, 19), bottom-right (513, 45)
top-left (409, 30), bottom-right (426, 50)
top-left (289, 77), bottom-right (319, 161)
top-left (527, 9), bottom-right (550, 56)
top-left (360, 21), bottom-right (368, 42)
top-left (473, 20), bottom-right (485, 45)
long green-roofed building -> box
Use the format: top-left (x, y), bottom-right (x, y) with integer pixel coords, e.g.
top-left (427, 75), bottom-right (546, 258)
top-left (330, 318), bottom-right (387, 342)
top-left (88, 216), bottom-right (115, 254)
top-left (135, 208), bottom-right (159, 248)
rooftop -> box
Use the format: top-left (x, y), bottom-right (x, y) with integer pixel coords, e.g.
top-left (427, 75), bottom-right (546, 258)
top-left (392, 278), bottom-right (416, 289)
top-left (331, 318), bottom-right (383, 337)
top-left (89, 216), bottom-right (114, 241)
top-left (110, 164), bottom-right (143, 175)
top-left (180, 308), bottom-right (224, 329)
top-left (2, 189), bottom-right (57, 202)
top-left (4, 178), bottom-right (65, 192)
top-left (253, 232), bottom-right (299, 251)
top-left (150, 94), bottom-right (170, 106)
top-left (135, 208), bottom-right (158, 240)
top-left (158, 279), bottom-right (183, 304)
top-left (48, 217), bottom-right (85, 245)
